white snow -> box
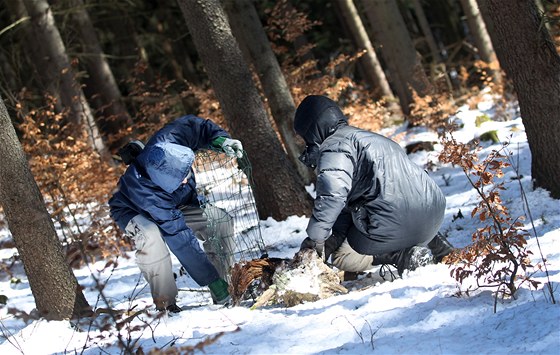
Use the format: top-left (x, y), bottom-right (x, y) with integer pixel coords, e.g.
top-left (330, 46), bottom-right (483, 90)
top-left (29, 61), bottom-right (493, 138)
top-left (0, 95), bottom-right (558, 354)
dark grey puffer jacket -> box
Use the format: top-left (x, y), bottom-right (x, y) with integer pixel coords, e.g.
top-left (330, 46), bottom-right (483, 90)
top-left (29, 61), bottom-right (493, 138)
top-left (294, 95), bottom-right (446, 255)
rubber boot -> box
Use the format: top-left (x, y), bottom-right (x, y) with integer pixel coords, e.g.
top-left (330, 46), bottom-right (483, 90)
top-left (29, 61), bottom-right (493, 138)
top-left (373, 246), bottom-right (434, 276)
top-left (428, 233), bottom-right (454, 263)
top-left (208, 278), bottom-right (231, 305)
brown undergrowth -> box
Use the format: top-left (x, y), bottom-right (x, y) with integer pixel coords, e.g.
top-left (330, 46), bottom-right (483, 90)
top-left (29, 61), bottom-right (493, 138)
top-left (14, 94), bottom-right (127, 267)
top-left (439, 135), bottom-right (540, 308)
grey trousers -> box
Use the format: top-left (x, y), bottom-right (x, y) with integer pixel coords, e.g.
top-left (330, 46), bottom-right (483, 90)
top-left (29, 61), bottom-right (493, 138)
top-left (330, 239), bottom-right (374, 272)
top-left (180, 205), bottom-right (236, 282)
top-left (125, 205), bottom-right (235, 309)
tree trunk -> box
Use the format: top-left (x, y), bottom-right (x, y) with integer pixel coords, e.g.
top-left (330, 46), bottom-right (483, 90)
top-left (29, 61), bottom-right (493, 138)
top-left (21, 0), bottom-right (110, 159)
top-left (411, 0), bottom-right (442, 63)
top-left (223, 0), bottom-right (314, 185)
top-left (4, 0), bottom-right (64, 113)
top-left (0, 95), bottom-right (91, 320)
top-left (176, 0), bottom-right (312, 220)
top-left (361, 0), bottom-right (430, 115)
top-left (147, 0), bottom-right (203, 113)
top-left (460, 0), bottom-right (497, 63)
top-left (65, 0), bottom-right (132, 152)
top-left (479, 0), bottom-right (560, 199)
top-left (334, 0), bottom-right (395, 100)
top-left (92, 5), bottom-right (145, 87)
top-left (0, 50), bottom-right (19, 103)
top-left (421, 0), bottom-right (463, 59)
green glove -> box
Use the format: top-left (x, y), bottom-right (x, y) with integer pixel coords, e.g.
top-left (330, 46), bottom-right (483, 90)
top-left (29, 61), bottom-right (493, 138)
top-left (211, 136), bottom-right (227, 150)
top-left (212, 137), bottom-right (244, 158)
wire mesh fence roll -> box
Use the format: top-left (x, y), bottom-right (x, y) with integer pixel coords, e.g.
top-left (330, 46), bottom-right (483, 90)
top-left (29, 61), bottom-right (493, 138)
top-left (193, 149), bottom-right (267, 279)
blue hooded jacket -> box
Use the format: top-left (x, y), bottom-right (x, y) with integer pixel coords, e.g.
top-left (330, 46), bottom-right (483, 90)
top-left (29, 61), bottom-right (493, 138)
top-left (108, 115), bottom-right (230, 237)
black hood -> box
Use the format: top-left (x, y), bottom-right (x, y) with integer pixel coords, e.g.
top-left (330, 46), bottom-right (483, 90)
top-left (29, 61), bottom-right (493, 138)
top-left (293, 95), bottom-right (348, 145)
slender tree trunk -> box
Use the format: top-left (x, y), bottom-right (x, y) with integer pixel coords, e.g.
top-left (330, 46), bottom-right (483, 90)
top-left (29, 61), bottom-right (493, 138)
top-left (65, 0), bottom-right (132, 152)
top-left (0, 50), bottom-right (18, 103)
top-left (224, 0), bottom-right (314, 185)
top-left (411, 0), bottom-right (442, 63)
top-left (152, 4), bottom-right (201, 114)
top-left (21, 0), bottom-right (110, 159)
top-left (534, 0), bottom-right (551, 31)
top-left (460, 0), bottom-right (497, 63)
top-left (361, 0), bottom-right (430, 115)
top-left (4, 0), bottom-right (63, 113)
top-left (461, 0), bottom-right (502, 84)
top-left (0, 95), bottom-right (91, 320)
top-left (422, 0), bottom-right (463, 57)
top-left (177, 0), bottom-right (312, 220)
top-left (334, 0), bottom-right (395, 100)
top-left (95, 6), bottom-right (144, 85)
top-left (479, 0), bottom-right (560, 199)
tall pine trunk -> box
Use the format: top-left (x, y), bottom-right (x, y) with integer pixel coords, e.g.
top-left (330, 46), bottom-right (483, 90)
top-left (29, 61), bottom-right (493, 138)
top-left (21, 0), bottom-right (109, 159)
top-left (65, 0), bottom-right (132, 152)
top-left (479, 0), bottom-right (560, 199)
top-left (411, 0), bottom-right (442, 63)
top-left (361, 0), bottom-right (430, 115)
top-left (334, 0), bottom-right (394, 100)
top-left (177, 0), bottom-right (312, 220)
top-left (0, 95), bottom-right (91, 320)
top-left (5, 0), bottom-right (63, 113)
top-left (224, 0), bottom-right (314, 185)
top-left (460, 0), bottom-right (497, 64)
top-left (460, 0), bottom-right (502, 84)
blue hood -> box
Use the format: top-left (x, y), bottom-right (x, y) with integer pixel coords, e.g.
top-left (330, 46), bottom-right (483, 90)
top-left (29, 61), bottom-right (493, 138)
top-left (138, 142), bottom-right (195, 193)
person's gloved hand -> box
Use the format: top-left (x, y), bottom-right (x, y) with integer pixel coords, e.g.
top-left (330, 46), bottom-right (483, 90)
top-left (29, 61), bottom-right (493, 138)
top-left (314, 241), bottom-right (326, 262)
top-left (221, 138), bottom-right (244, 158)
top-left (300, 237), bottom-right (326, 262)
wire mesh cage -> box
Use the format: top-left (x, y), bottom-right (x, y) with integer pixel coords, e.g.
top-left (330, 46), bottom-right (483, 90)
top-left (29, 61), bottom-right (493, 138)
top-left (193, 149), bottom-right (266, 280)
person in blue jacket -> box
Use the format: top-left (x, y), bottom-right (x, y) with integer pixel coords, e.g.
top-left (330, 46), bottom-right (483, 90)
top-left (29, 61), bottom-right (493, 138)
top-left (109, 115), bottom-right (243, 312)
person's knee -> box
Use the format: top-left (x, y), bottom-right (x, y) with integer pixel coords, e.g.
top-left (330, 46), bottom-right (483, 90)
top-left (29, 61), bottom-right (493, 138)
top-left (127, 215), bottom-right (170, 264)
top-left (331, 241), bottom-right (374, 272)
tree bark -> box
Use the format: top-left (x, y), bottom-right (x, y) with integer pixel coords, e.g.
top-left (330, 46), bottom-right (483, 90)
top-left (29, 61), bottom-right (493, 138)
top-left (411, 0), bottom-right (442, 63)
top-left (91, 4), bottom-right (145, 85)
top-left (0, 50), bottom-right (19, 103)
top-left (0, 95), bottom-right (91, 320)
top-left (65, 0), bottom-right (132, 152)
top-left (176, 0), bottom-right (312, 220)
top-left (223, 0), bottom-right (314, 185)
top-left (334, 0), bottom-right (394, 100)
top-left (21, 0), bottom-right (109, 159)
top-left (419, 0), bottom-right (463, 61)
top-left (361, 0), bottom-right (430, 115)
top-left (460, 0), bottom-right (497, 63)
top-left (4, 0), bottom-right (64, 113)
top-left (479, 0), bottom-right (560, 199)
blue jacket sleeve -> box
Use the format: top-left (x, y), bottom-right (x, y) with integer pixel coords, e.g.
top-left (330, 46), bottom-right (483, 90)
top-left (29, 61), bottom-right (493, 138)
top-left (147, 115), bottom-right (230, 151)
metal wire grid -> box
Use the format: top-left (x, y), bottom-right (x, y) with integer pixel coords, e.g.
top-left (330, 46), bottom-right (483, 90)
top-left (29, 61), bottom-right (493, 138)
top-left (193, 149), bottom-right (266, 269)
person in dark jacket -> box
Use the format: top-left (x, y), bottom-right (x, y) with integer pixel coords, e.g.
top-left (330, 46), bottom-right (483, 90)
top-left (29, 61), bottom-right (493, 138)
top-left (109, 115), bottom-right (243, 312)
top-left (294, 95), bottom-right (453, 277)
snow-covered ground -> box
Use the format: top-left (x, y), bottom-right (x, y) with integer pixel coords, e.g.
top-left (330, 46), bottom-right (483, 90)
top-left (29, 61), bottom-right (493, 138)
top-left (0, 94), bottom-right (558, 354)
